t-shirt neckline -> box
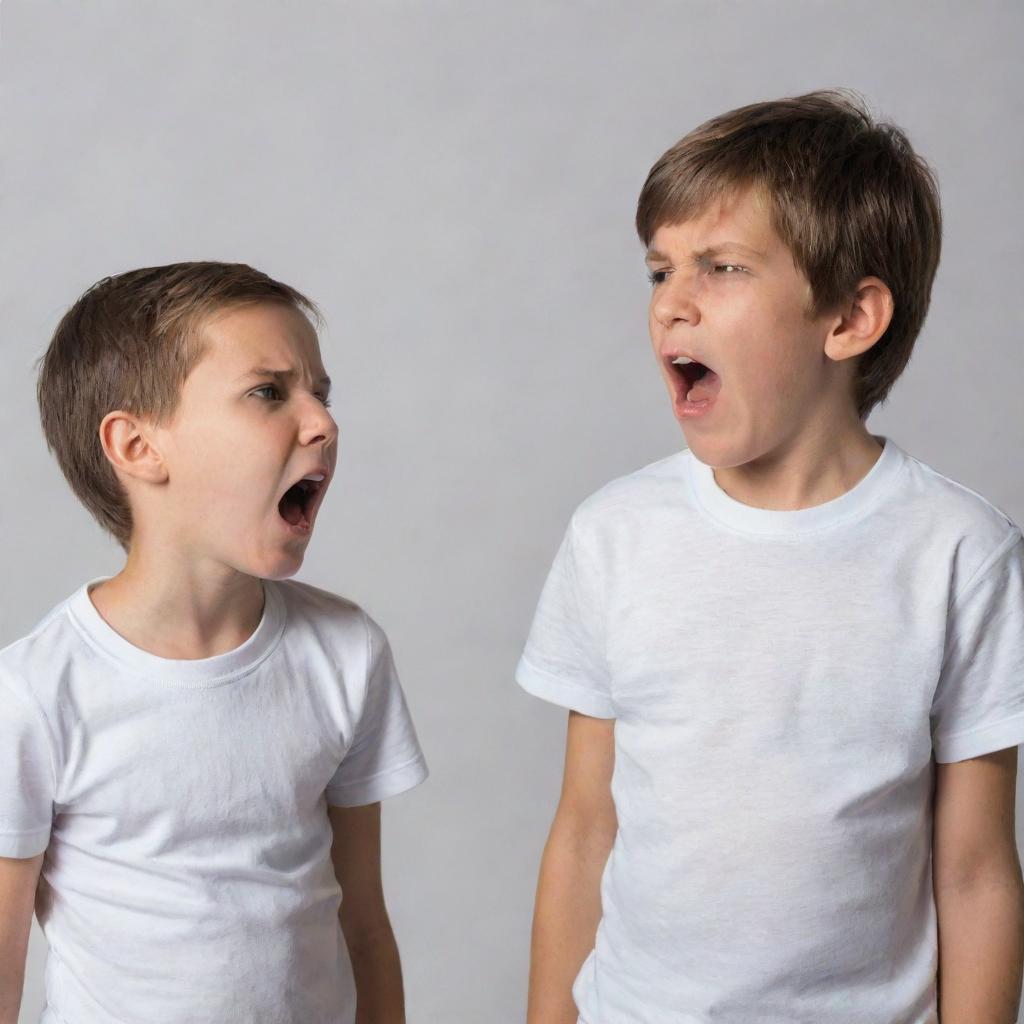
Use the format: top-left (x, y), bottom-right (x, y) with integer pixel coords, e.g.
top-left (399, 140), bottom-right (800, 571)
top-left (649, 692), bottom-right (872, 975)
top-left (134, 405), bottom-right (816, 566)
top-left (68, 577), bottom-right (287, 687)
top-left (686, 434), bottom-right (906, 536)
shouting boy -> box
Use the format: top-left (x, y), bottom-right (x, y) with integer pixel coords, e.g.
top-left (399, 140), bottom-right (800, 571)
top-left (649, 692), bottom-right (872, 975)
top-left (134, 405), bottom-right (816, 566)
top-left (517, 90), bottom-right (1024, 1023)
top-left (0, 263), bottom-right (428, 1023)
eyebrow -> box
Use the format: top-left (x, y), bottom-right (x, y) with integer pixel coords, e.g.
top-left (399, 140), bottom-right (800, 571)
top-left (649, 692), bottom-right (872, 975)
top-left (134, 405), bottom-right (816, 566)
top-left (236, 367), bottom-right (332, 392)
top-left (645, 241), bottom-right (767, 264)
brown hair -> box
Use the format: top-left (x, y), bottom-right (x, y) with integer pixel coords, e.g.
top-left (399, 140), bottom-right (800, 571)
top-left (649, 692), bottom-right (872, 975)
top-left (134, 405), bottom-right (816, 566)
top-left (35, 261), bottom-right (320, 552)
top-left (635, 88), bottom-right (942, 420)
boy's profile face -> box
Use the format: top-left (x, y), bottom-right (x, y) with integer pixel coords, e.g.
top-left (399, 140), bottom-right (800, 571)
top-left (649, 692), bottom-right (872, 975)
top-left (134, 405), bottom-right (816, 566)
top-left (645, 183), bottom-right (857, 469)
top-left (141, 301), bottom-right (338, 580)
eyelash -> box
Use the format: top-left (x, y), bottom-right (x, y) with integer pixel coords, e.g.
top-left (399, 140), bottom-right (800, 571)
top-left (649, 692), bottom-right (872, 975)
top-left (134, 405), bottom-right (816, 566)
top-left (252, 384), bottom-right (332, 408)
top-left (647, 264), bottom-right (747, 286)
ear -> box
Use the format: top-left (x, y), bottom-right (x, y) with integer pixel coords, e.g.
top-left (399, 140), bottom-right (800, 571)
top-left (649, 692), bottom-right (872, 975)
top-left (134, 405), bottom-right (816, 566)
top-left (823, 276), bottom-right (894, 362)
top-left (98, 410), bottom-right (169, 486)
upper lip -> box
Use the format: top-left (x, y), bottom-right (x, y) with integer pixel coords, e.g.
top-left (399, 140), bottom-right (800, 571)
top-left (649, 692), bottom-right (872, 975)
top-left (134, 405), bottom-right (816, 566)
top-left (663, 349), bottom-right (716, 373)
top-left (279, 465), bottom-right (331, 502)
top-left (299, 465), bottom-right (330, 484)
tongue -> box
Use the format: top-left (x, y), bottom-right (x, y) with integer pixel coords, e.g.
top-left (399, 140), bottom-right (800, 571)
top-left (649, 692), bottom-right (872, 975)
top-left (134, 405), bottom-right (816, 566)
top-left (686, 369), bottom-right (722, 403)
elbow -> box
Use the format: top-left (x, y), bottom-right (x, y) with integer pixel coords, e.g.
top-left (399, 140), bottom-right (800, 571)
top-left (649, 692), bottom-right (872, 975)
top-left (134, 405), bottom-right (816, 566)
top-left (340, 903), bottom-right (396, 953)
top-left (548, 801), bottom-right (618, 861)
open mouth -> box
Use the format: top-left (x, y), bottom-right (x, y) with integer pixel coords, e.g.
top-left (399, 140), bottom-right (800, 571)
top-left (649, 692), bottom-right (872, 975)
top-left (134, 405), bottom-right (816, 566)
top-left (668, 355), bottom-right (722, 403)
top-left (278, 475), bottom-right (327, 529)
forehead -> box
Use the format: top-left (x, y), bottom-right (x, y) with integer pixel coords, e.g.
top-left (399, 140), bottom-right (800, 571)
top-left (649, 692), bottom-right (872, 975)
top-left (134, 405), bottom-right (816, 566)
top-left (648, 184), bottom-right (779, 259)
top-left (198, 301), bottom-right (324, 371)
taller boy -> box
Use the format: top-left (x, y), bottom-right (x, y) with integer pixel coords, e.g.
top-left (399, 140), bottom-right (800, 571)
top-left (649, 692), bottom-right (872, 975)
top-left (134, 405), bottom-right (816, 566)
top-left (517, 91), bottom-right (1024, 1023)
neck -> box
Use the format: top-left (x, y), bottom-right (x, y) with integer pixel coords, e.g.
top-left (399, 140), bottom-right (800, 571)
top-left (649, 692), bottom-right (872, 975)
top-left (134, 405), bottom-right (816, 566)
top-left (711, 420), bottom-right (883, 512)
top-left (88, 549), bottom-right (266, 660)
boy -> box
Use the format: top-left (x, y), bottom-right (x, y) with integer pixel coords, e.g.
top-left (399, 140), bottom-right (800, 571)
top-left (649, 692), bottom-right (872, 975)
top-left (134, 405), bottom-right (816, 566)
top-left (0, 263), bottom-right (428, 1023)
top-left (517, 90), bottom-right (1024, 1023)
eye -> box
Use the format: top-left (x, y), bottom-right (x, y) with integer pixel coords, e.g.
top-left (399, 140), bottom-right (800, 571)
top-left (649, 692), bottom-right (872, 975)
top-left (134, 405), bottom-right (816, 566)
top-left (647, 269), bottom-right (669, 286)
top-left (252, 384), bottom-right (331, 408)
top-left (713, 264), bottom-right (747, 275)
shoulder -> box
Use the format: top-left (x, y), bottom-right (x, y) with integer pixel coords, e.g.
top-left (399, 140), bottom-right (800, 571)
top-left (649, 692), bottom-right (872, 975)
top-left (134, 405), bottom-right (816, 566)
top-left (902, 448), bottom-right (1018, 537)
top-left (0, 586), bottom-right (83, 702)
top-left (896, 446), bottom-right (1022, 596)
top-left (269, 577), bottom-right (388, 660)
top-left (271, 575), bottom-right (364, 620)
top-left (0, 586), bottom-right (86, 766)
top-left (568, 449), bottom-right (690, 545)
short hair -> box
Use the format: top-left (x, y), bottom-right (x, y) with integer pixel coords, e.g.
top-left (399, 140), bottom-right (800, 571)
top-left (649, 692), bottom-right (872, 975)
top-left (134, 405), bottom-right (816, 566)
top-left (35, 261), bottom-right (320, 553)
top-left (635, 88), bottom-right (942, 420)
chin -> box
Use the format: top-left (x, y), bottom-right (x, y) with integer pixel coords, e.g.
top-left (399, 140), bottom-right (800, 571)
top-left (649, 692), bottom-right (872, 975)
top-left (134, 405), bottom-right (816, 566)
top-left (679, 430), bottom-right (722, 465)
top-left (263, 554), bottom-right (307, 580)
top-left (241, 544), bottom-right (308, 581)
top-left (680, 431), bottom-right (755, 471)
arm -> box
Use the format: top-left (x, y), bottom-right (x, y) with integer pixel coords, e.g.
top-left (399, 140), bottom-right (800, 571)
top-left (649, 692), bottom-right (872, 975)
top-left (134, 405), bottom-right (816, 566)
top-left (933, 745), bottom-right (1024, 1023)
top-left (527, 710), bottom-right (617, 1024)
top-left (328, 802), bottom-right (405, 1024)
top-left (0, 852), bottom-right (44, 1024)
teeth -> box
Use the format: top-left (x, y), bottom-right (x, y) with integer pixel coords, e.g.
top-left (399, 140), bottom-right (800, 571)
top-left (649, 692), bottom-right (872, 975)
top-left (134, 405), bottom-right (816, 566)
top-left (302, 473), bottom-right (325, 482)
top-left (671, 356), bottom-right (694, 365)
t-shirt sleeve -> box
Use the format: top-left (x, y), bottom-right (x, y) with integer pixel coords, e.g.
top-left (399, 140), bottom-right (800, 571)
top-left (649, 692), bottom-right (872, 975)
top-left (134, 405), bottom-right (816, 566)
top-left (0, 673), bottom-right (55, 858)
top-left (931, 527), bottom-right (1024, 763)
top-left (325, 614), bottom-right (429, 807)
top-left (515, 513), bottom-right (615, 719)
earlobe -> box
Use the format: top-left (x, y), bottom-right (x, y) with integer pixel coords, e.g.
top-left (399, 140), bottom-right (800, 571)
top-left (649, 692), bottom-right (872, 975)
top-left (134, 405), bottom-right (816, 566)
top-left (98, 411), bottom-right (169, 485)
top-left (824, 276), bottom-right (895, 362)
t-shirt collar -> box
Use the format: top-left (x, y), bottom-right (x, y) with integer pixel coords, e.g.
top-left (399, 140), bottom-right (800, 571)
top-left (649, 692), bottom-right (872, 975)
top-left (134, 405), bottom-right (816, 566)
top-left (67, 577), bottom-right (287, 687)
top-left (687, 434), bottom-right (906, 536)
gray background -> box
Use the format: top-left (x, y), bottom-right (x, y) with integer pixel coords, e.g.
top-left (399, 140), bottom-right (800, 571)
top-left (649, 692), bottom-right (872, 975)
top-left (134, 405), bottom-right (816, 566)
top-left (3, 1), bottom-right (1022, 1021)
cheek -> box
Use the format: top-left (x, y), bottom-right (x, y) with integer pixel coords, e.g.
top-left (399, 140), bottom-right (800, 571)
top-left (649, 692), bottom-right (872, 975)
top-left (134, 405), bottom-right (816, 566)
top-left (731, 304), bottom-right (816, 385)
top-left (179, 426), bottom-right (266, 499)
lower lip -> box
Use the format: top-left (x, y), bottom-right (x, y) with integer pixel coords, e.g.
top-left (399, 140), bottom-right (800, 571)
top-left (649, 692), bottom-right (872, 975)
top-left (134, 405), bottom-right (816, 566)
top-left (673, 382), bottom-right (719, 420)
top-left (677, 396), bottom-right (716, 419)
top-left (281, 516), bottom-right (312, 536)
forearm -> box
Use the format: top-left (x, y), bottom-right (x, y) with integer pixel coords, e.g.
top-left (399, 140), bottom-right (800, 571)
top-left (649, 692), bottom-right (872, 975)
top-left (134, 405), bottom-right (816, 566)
top-left (0, 916), bottom-right (33, 1024)
top-left (935, 876), bottom-right (1024, 1023)
top-left (527, 818), bottom-right (614, 1024)
top-left (342, 916), bottom-right (405, 1024)
top-left (0, 942), bottom-right (28, 1024)
top-left (0, 854), bottom-right (41, 1024)
top-left (0, 965), bottom-right (25, 1024)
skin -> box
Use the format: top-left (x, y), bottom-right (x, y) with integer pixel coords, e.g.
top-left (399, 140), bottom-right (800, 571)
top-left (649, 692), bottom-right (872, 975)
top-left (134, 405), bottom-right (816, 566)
top-left (329, 803), bottom-right (407, 1024)
top-left (526, 713), bottom-right (616, 1024)
top-left (90, 300), bottom-right (339, 657)
top-left (0, 302), bottom-right (408, 1024)
top-left (645, 182), bottom-right (890, 510)
top-left (529, 183), bottom-right (1023, 1023)
top-left (0, 854), bottom-right (42, 1024)
top-left (932, 746), bottom-right (1024, 1024)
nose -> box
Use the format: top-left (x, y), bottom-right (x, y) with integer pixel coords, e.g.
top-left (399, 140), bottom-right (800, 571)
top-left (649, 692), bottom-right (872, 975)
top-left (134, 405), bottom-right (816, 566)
top-left (652, 266), bottom-right (702, 330)
top-left (299, 393), bottom-right (339, 452)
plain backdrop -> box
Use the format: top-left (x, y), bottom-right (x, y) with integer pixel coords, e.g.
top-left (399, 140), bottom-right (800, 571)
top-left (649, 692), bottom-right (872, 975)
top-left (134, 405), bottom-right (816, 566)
top-left (2, 2), bottom-right (1022, 1022)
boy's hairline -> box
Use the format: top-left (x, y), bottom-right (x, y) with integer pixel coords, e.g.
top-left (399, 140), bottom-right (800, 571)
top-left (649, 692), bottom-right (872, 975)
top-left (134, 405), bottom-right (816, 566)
top-left (639, 177), bottom-right (774, 250)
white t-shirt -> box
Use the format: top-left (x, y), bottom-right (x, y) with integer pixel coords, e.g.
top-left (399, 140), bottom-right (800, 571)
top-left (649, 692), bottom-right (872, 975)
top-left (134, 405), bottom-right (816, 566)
top-left (0, 576), bottom-right (428, 1024)
top-left (516, 434), bottom-right (1024, 1024)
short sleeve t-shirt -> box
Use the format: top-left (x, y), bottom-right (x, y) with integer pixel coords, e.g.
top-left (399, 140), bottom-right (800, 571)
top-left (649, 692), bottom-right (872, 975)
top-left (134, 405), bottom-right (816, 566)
top-left (0, 576), bottom-right (428, 1024)
top-left (516, 435), bottom-right (1024, 1024)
